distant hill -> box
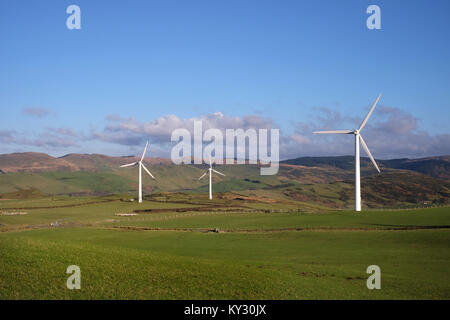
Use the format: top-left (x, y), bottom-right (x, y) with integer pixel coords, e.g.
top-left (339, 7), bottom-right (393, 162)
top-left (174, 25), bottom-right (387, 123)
top-left (381, 156), bottom-right (450, 180)
top-left (60, 154), bottom-right (171, 172)
top-left (2, 152), bottom-right (448, 179)
top-left (0, 152), bottom-right (78, 173)
top-left (0, 152), bottom-right (172, 173)
top-left (0, 152), bottom-right (448, 208)
top-left (280, 170), bottom-right (450, 209)
top-left (359, 171), bottom-right (450, 206)
top-left (282, 156), bottom-right (360, 170)
top-left (281, 156), bottom-right (450, 180)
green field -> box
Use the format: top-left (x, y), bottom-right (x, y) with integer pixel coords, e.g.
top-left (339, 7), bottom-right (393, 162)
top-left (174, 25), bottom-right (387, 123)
top-left (0, 195), bottom-right (449, 299)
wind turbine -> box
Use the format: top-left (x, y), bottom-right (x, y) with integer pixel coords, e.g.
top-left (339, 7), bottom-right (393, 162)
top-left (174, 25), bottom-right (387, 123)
top-left (313, 94), bottom-right (382, 211)
top-left (120, 141), bottom-right (155, 203)
top-left (198, 157), bottom-right (225, 200)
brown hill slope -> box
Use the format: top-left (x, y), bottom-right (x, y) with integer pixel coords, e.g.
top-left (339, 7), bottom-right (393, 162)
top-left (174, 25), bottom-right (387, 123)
top-left (280, 170), bottom-right (450, 208)
top-left (0, 152), bottom-right (172, 173)
top-left (282, 155), bottom-right (450, 180)
top-left (0, 153), bottom-right (78, 173)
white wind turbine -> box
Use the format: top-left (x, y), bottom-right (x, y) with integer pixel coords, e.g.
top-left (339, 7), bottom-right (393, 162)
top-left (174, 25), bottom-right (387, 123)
top-left (313, 94), bottom-right (382, 211)
top-left (198, 157), bottom-right (225, 200)
top-left (120, 141), bottom-right (155, 203)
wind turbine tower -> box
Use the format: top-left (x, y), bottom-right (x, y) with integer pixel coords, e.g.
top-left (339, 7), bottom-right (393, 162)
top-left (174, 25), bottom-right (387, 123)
top-left (119, 141), bottom-right (155, 203)
top-left (313, 94), bottom-right (382, 211)
top-left (198, 157), bottom-right (225, 200)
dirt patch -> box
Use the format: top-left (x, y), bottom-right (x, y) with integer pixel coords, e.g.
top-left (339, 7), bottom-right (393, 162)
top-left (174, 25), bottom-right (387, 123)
top-left (132, 203), bottom-right (252, 213)
top-left (298, 272), bottom-right (329, 278)
top-left (345, 276), bottom-right (365, 280)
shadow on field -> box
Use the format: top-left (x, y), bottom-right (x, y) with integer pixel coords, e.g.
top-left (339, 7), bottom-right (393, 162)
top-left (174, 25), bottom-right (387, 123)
top-left (363, 223), bottom-right (450, 230)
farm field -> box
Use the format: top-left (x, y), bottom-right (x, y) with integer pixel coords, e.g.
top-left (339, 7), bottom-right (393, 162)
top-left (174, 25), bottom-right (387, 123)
top-left (1, 195), bottom-right (449, 299)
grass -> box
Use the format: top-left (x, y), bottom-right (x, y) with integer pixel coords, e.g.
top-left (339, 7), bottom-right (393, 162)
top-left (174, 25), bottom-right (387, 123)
top-left (110, 207), bottom-right (450, 230)
top-left (0, 227), bottom-right (449, 299)
top-left (0, 195), bottom-right (449, 299)
top-left (0, 197), bottom-right (206, 229)
top-left (41, 171), bottom-right (136, 194)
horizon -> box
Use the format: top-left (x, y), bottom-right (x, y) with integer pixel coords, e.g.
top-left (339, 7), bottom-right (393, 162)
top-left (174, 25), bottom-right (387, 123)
top-left (1, 150), bottom-right (448, 162)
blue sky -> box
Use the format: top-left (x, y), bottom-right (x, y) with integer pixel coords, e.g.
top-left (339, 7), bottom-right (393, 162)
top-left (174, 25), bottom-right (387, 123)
top-left (1, 0), bottom-right (449, 159)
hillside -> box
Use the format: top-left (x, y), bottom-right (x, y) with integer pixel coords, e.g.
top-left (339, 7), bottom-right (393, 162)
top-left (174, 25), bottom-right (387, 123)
top-left (360, 171), bottom-right (450, 206)
top-left (0, 152), bottom-right (79, 173)
top-left (0, 152), bottom-right (449, 208)
top-left (381, 156), bottom-right (450, 180)
top-left (282, 155), bottom-right (450, 180)
top-left (0, 152), bottom-right (171, 173)
top-left (60, 154), bottom-right (171, 172)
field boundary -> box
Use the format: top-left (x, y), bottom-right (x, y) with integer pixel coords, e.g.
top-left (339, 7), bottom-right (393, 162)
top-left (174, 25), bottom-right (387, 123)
top-left (112, 224), bottom-right (450, 233)
top-left (0, 198), bottom-right (119, 210)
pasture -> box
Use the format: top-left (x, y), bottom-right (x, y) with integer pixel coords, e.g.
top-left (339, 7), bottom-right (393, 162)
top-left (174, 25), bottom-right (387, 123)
top-left (0, 195), bottom-right (449, 299)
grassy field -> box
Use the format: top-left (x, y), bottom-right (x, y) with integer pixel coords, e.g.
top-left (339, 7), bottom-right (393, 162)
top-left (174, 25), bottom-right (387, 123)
top-left (110, 207), bottom-right (450, 230)
top-left (0, 195), bottom-right (449, 299)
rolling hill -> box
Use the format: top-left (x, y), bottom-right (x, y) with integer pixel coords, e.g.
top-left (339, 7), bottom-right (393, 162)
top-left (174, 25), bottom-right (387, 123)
top-left (0, 152), bottom-right (172, 173)
top-left (0, 152), bottom-right (449, 208)
top-left (282, 155), bottom-right (450, 180)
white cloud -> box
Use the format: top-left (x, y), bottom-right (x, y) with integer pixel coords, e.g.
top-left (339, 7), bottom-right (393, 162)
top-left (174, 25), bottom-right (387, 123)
top-left (91, 112), bottom-right (274, 146)
top-left (0, 127), bottom-right (79, 149)
top-left (286, 105), bottom-right (450, 159)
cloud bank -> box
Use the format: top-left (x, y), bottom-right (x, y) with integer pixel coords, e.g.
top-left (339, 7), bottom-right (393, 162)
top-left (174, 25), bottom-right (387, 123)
top-left (91, 112), bottom-right (274, 145)
top-left (2, 107), bottom-right (449, 160)
top-left (283, 105), bottom-right (450, 159)
top-left (0, 127), bottom-right (79, 149)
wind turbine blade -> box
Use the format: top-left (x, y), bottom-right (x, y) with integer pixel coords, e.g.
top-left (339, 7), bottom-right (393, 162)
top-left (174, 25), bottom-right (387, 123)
top-left (358, 93), bottom-right (381, 131)
top-left (140, 141), bottom-right (149, 162)
top-left (120, 162), bottom-right (137, 168)
top-left (211, 169), bottom-right (225, 176)
top-left (359, 135), bottom-right (380, 173)
top-left (198, 172), bottom-right (207, 180)
top-left (313, 130), bottom-right (353, 134)
top-left (141, 163), bottom-right (155, 179)
top-left (209, 156), bottom-right (212, 168)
